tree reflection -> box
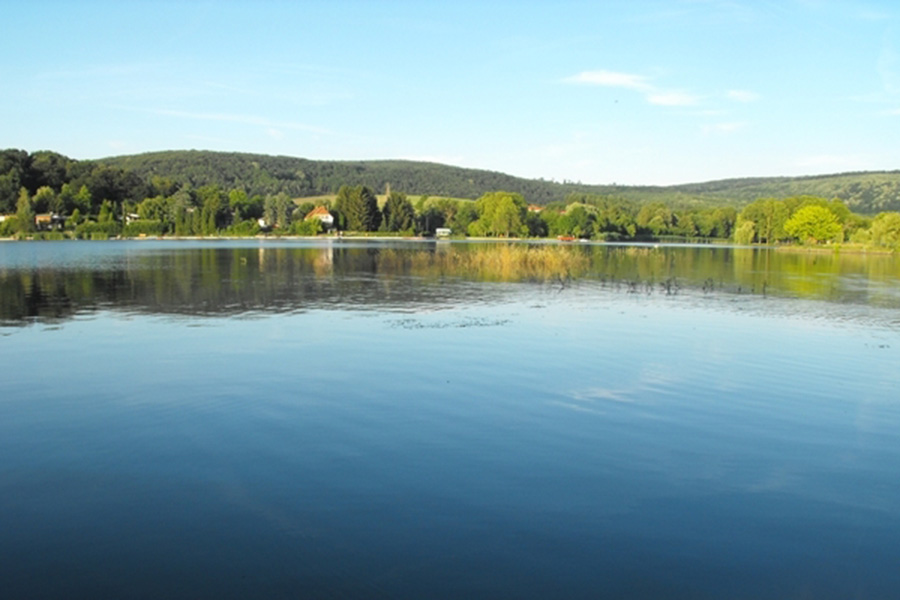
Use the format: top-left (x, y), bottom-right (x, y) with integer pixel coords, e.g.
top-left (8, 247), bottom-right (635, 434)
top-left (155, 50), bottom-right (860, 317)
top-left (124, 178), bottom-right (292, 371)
top-left (2, 242), bottom-right (899, 326)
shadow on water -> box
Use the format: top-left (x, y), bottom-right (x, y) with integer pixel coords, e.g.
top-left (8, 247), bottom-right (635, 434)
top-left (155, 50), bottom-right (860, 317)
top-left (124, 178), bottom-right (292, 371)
top-left (2, 240), bottom-right (900, 326)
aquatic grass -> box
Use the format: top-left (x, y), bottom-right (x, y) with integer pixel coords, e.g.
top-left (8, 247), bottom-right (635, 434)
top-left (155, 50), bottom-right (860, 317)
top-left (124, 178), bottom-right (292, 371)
top-left (380, 243), bottom-right (590, 282)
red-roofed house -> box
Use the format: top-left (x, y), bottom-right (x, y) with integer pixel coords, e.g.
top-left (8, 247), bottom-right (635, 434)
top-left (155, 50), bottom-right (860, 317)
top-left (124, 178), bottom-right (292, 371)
top-left (305, 206), bottom-right (334, 227)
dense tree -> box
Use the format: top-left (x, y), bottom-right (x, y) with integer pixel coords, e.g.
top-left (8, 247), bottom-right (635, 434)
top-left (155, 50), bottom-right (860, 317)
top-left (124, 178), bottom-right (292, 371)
top-left (381, 191), bottom-right (415, 232)
top-left (82, 165), bottom-right (148, 214)
top-left (197, 185), bottom-right (228, 235)
top-left (229, 189), bottom-right (263, 221)
top-left (171, 188), bottom-right (194, 236)
top-left (0, 171), bottom-right (22, 213)
top-left (334, 185), bottom-right (380, 231)
top-left (73, 185), bottom-right (92, 215)
top-left (449, 202), bottom-right (478, 234)
top-left (470, 191), bottom-right (527, 237)
top-left (868, 212), bottom-right (900, 249)
top-left (98, 200), bottom-right (115, 223)
top-left (636, 203), bottom-right (673, 236)
top-left (6, 147), bottom-right (900, 247)
top-left (525, 211), bottom-right (547, 237)
top-left (737, 199), bottom-right (789, 244)
top-left (16, 188), bottom-right (34, 234)
top-left (784, 205), bottom-right (842, 243)
top-left (416, 206), bottom-right (445, 235)
top-left (32, 186), bottom-right (57, 214)
top-left (27, 151), bottom-right (70, 191)
top-left (0, 150), bottom-right (29, 212)
top-left (264, 192), bottom-right (294, 230)
top-left (733, 220), bottom-right (755, 245)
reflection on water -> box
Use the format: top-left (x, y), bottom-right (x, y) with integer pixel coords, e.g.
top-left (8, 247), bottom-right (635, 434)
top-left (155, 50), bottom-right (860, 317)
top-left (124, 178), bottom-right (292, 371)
top-left (2, 240), bottom-right (900, 326)
top-left (3, 240), bottom-right (900, 599)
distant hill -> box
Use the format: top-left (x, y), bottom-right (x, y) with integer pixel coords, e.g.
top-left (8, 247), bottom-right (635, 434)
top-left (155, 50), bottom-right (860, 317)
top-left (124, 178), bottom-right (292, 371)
top-left (4, 148), bottom-right (900, 214)
top-left (99, 150), bottom-right (605, 205)
top-left (99, 150), bottom-right (900, 214)
top-left (668, 172), bottom-right (900, 213)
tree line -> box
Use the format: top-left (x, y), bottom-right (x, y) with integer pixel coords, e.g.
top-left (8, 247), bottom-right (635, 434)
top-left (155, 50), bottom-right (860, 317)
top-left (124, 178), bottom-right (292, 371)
top-left (3, 148), bottom-right (900, 249)
top-left (7, 148), bottom-right (900, 215)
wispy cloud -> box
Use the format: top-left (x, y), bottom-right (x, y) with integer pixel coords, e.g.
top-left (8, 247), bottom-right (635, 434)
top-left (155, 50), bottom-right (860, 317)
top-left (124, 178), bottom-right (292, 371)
top-left (564, 69), bottom-right (699, 107)
top-left (726, 89), bottom-right (760, 102)
top-left (563, 69), bottom-right (652, 91)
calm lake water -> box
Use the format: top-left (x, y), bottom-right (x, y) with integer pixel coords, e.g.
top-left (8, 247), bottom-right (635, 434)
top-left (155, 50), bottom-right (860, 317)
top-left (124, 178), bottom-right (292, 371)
top-left (2, 239), bottom-right (900, 599)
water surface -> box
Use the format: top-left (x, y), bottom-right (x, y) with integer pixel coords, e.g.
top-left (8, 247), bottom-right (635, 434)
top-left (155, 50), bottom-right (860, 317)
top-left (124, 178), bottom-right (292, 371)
top-left (2, 240), bottom-right (899, 599)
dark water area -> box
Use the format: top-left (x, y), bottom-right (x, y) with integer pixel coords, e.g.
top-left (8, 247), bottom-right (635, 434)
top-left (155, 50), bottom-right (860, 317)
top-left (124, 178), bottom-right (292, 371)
top-left (2, 240), bottom-right (900, 599)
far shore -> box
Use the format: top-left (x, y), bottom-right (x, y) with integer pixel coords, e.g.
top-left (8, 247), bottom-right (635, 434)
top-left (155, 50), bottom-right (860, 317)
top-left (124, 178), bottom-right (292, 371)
top-left (0, 234), bottom-right (896, 254)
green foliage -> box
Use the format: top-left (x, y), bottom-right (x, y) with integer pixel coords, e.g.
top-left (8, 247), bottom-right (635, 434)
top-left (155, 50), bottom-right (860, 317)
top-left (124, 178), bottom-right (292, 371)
top-left (66, 209), bottom-right (83, 229)
top-left (31, 230), bottom-right (67, 241)
top-left (0, 216), bottom-right (18, 236)
top-left (7, 145), bottom-right (895, 215)
top-left (98, 200), bottom-right (115, 223)
top-left (867, 212), bottom-right (900, 249)
top-left (224, 219), bottom-right (262, 237)
top-left (75, 220), bottom-right (120, 240)
top-left (525, 211), bottom-right (548, 237)
top-left (81, 165), bottom-right (149, 213)
top-left (27, 151), bottom-right (69, 190)
top-left (5, 147), bottom-right (900, 247)
top-left (198, 185), bottom-right (228, 235)
top-left (263, 192), bottom-right (294, 230)
top-left (32, 186), bottom-right (57, 214)
top-left (291, 218), bottom-right (323, 236)
top-left (381, 191), bottom-right (415, 232)
top-left (334, 185), bottom-right (380, 231)
top-left (16, 188), bottom-right (34, 234)
top-left (734, 220), bottom-right (756, 245)
top-left (737, 198), bottom-right (790, 244)
top-left (471, 191), bottom-right (527, 237)
top-left (123, 219), bottom-right (165, 237)
top-left (417, 206), bottom-right (445, 235)
top-left (296, 201), bottom-right (316, 218)
top-left (73, 185), bottom-right (92, 214)
top-left (636, 203), bottom-right (673, 236)
top-left (229, 189), bottom-right (263, 221)
top-left (784, 205), bottom-right (842, 244)
top-left (449, 202), bottom-right (478, 234)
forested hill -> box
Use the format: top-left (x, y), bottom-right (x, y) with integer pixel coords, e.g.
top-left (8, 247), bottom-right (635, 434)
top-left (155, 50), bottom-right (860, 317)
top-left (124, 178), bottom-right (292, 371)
top-left (668, 172), bottom-right (900, 213)
top-left (4, 148), bottom-right (900, 213)
top-left (100, 151), bottom-right (605, 205)
top-left (98, 150), bottom-right (900, 213)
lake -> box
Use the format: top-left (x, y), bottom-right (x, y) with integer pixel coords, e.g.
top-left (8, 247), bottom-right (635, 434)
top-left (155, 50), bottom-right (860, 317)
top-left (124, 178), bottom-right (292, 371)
top-left (2, 239), bottom-right (900, 599)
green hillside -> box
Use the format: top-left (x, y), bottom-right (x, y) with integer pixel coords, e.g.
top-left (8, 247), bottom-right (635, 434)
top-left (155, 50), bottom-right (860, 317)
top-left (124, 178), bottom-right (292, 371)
top-left (669, 172), bottom-right (900, 213)
top-left (3, 148), bottom-right (900, 214)
top-left (99, 150), bottom-right (900, 214)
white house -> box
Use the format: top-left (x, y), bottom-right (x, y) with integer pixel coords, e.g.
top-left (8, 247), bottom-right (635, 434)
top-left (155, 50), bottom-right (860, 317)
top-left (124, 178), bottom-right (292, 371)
top-left (305, 206), bottom-right (335, 227)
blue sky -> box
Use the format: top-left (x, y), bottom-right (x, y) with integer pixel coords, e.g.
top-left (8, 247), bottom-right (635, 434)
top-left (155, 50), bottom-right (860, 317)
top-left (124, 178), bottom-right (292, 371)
top-left (2, 0), bottom-right (899, 185)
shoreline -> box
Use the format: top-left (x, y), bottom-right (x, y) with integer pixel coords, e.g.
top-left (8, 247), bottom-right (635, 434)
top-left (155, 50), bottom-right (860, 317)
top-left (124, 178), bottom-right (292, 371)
top-left (0, 235), bottom-right (896, 254)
